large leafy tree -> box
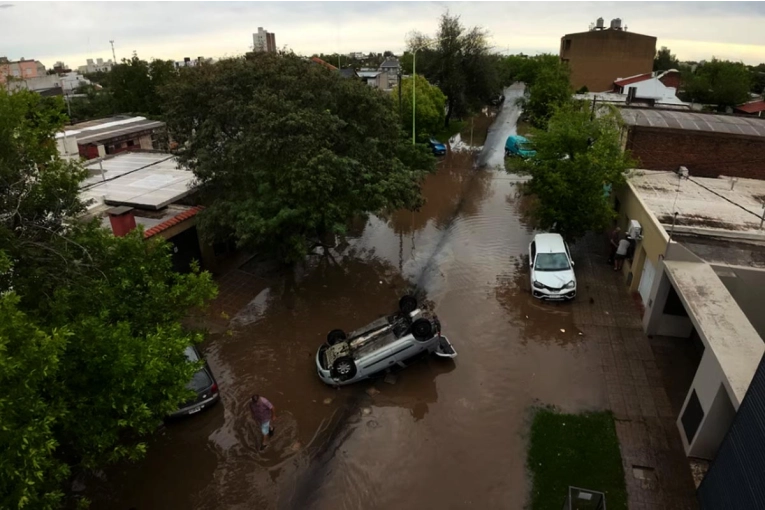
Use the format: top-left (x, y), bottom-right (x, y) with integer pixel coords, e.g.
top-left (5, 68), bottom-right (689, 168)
top-left (519, 57), bottom-right (573, 128)
top-left (108, 55), bottom-right (178, 117)
top-left (392, 75), bottom-right (447, 140)
top-left (409, 12), bottom-right (500, 126)
top-left (682, 59), bottom-right (752, 110)
top-left (654, 46), bottom-right (680, 71)
top-left (162, 52), bottom-right (435, 262)
top-left (0, 89), bottom-right (216, 508)
top-left (516, 102), bottom-right (635, 240)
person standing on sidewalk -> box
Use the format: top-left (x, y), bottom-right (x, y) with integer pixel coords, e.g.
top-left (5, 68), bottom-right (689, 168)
top-left (607, 226), bottom-right (621, 265)
top-left (250, 394), bottom-right (276, 451)
top-left (614, 235), bottom-right (631, 271)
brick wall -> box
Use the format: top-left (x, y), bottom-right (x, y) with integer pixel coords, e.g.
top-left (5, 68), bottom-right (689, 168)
top-left (560, 30), bottom-right (656, 92)
top-left (627, 126), bottom-right (765, 179)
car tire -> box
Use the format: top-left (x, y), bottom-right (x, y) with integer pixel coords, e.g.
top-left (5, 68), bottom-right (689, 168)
top-left (411, 318), bottom-right (434, 341)
top-left (327, 329), bottom-right (347, 346)
top-left (331, 356), bottom-right (357, 381)
top-left (399, 295), bottom-right (418, 314)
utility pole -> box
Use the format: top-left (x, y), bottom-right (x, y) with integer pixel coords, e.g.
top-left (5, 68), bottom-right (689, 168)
top-left (110, 40), bottom-right (116, 63)
top-left (398, 72), bottom-right (402, 113)
top-left (590, 96), bottom-right (597, 121)
top-left (412, 50), bottom-right (416, 145)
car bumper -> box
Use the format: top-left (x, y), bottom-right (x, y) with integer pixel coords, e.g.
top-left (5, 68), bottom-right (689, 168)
top-left (316, 348), bottom-right (350, 386)
top-left (169, 392), bottom-right (220, 418)
top-left (532, 287), bottom-right (576, 301)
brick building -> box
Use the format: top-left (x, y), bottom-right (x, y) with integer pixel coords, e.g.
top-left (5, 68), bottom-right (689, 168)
top-left (560, 18), bottom-right (656, 92)
top-left (620, 108), bottom-right (765, 180)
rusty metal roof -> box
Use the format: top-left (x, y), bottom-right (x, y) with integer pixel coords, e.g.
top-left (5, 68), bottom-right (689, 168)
top-left (620, 108), bottom-right (765, 138)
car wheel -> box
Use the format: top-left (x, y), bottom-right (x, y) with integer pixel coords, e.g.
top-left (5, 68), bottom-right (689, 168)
top-left (411, 318), bottom-right (434, 341)
top-left (331, 356), bottom-right (357, 381)
top-left (399, 295), bottom-right (418, 314)
top-left (327, 329), bottom-right (347, 346)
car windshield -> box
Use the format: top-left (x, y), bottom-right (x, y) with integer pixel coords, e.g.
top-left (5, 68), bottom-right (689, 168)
top-left (535, 252), bottom-right (570, 271)
top-left (519, 142), bottom-right (535, 151)
top-left (187, 368), bottom-right (212, 392)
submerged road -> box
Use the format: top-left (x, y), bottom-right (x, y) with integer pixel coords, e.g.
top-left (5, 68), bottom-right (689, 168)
top-left (87, 84), bottom-right (607, 510)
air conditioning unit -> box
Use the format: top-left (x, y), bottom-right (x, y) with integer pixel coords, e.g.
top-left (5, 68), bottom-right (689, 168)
top-left (628, 219), bottom-right (643, 240)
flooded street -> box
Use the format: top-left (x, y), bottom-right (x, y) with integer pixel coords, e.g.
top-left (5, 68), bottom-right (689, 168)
top-left (87, 84), bottom-right (607, 510)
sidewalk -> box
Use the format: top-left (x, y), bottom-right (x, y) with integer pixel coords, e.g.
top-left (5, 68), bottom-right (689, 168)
top-left (570, 234), bottom-right (698, 510)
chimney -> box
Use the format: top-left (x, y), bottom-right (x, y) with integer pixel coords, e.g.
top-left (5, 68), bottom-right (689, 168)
top-left (107, 206), bottom-right (137, 237)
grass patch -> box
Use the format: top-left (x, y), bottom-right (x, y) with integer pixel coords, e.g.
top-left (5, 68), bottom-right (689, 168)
top-left (516, 119), bottom-right (534, 137)
top-left (528, 408), bottom-right (627, 510)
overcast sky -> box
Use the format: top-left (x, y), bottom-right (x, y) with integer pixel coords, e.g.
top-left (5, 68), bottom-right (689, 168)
top-left (2, 2), bottom-right (764, 68)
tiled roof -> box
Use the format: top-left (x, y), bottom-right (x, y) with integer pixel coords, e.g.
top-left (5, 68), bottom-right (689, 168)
top-left (735, 100), bottom-right (765, 114)
top-left (144, 205), bottom-right (203, 238)
top-left (614, 73), bottom-right (653, 87)
top-left (620, 108), bottom-right (765, 137)
top-left (310, 57), bottom-right (338, 71)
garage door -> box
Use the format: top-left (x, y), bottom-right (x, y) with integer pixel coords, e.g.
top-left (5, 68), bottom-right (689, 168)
top-left (638, 258), bottom-right (656, 305)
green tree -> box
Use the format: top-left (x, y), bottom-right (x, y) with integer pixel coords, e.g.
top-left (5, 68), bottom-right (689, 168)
top-left (654, 46), bottom-right (680, 71)
top-left (0, 291), bottom-right (69, 510)
top-left (108, 55), bottom-right (178, 117)
top-left (520, 58), bottom-right (573, 128)
top-left (410, 12), bottom-right (500, 126)
top-left (749, 63), bottom-right (765, 95)
top-left (516, 102), bottom-right (635, 240)
top-left (682, 59), bottom-right (752, 110)
top-left (161, 53), bottom-right (435, 262)
top-left (0, 88), bottom-right (217, 508)
top-left (392, 75), bottom-right (447, 140)
top-left (68, 84), bottom-right (116, 123)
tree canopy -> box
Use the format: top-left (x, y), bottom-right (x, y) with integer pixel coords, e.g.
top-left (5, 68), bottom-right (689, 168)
top-left (161, 52), bottom-right (435, 262)
top-left (517, 56), bottom-right (573, 129)
top-left (682, 58), bottom-right (753, 110)
top-left (516, 102), bottom-right (635, 241)
top-left (407, 12), bottom-right (500, 126)
top-left (392, 75), bottom-right (447, 141)
top-left (0, 88), bottom-right (216, 509)
top-left (654, 46), bottom-right (680, 71)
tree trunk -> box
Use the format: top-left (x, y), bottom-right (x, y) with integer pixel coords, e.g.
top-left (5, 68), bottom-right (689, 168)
top-left (444, 98), bottom-right (453, 127)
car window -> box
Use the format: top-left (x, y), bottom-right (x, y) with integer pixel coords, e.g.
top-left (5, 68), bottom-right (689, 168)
top-left (187, 368), bottom-right (213, 392)
top-left (519, 142), bottom-right (535, 151)
top-left (530, 241), bottom-right (536, 260)
top-left (534, 252), bottom-right (571, 271)
top-left (564, 242), bottom-right (572, 261)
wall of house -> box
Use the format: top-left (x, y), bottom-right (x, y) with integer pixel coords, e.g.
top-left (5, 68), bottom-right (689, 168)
top-left (559, 30), bottom-right (656, 92)
top-left (139, 134), bottom-right (154, 150)
top-left (615, 180), bottom-right (669, 292)
top-left (627, 126), bottom-right (765, 179)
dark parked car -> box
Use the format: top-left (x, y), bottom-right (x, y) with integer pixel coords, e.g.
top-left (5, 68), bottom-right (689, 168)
top-left (428, 138), bottom-right (447, 156)
top-left (169, 345), bottom-right (220, 418)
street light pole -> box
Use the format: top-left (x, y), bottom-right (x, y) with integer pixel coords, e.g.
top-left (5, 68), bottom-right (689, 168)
top-left (412, 49), bottom-right (416, 145)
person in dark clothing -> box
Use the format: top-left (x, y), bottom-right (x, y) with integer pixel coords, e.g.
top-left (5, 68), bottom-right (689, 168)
top-left (607, 227), bottom-right (621, 264)
top-left (250, 394), bottom-right (276, 450)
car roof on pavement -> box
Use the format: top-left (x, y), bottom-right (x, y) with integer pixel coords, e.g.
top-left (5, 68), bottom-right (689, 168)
top-left (533, 233), bottom-right (566, 252)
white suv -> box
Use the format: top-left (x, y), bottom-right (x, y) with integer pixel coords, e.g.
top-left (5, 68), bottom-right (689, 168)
top-left (529, 233), bottom-right (576, 300)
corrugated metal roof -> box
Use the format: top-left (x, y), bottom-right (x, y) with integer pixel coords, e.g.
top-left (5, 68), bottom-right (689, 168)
top-left (76, 119), bottom-right (165, 145)
top-left (620, 108), bottom-right (765, 137)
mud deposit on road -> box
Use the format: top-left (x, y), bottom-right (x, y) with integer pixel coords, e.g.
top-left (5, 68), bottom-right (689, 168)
top-left (86, 86), bottom-right (607, 510)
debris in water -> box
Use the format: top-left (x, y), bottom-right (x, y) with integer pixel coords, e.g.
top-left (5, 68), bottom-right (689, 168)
top-left (290, 441), bottom-right (302, 452)
top-left (323, 397), bottom-right (333, 405)
top-left (379, 280), bottom-right (383, 284)
top-left (362, 407), bottom-right (372, 416)
top-left (384, 374), bottom-right (398, 385)
top-left (366, 387), bottom-right (380, 396)
top-left (560, 329), bottom-right (566, 333)
top-left (367, 420), bottom-right (379, 429)
top-left (578, 332), bottom-right (583, 336)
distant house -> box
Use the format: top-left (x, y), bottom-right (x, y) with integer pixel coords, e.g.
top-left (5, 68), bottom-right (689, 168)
top-left (338, 68), bottom-right (359, 79)
top-left (358, 69), bottom-right (386, 89)
top-left (735, 100), bottom-right (765, 118)
top-left (378, 58), bottom-right (400, 90)
top-left (56, 115), bottom-right (167, 161)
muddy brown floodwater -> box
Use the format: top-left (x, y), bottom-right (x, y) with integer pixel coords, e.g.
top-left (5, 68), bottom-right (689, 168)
top-left (85, 85), bottom-right (607, 510)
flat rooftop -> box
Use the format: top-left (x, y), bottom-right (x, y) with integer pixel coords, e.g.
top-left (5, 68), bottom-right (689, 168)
top-left (80, 152), bottom-right (195, 211)
top-left (57, 116), bottom-right (165, 145)
top-left (620, 108), bottom-right (765, 138)
top-left (675, 235), bottom-right (765, 269)
top-left (630, 170), bottom-right (765, 240)
top-left (664, 260), bottom-right (764, 405)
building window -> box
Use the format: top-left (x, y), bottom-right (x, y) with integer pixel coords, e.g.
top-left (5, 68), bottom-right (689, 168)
top-left (681, 390), bottom-right (704, 443)
top-left (564, 39), bottom-right (572, 51)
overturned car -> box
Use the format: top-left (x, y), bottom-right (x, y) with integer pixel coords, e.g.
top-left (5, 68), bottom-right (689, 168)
top-left (316, 296), bottom-right (457, 386)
